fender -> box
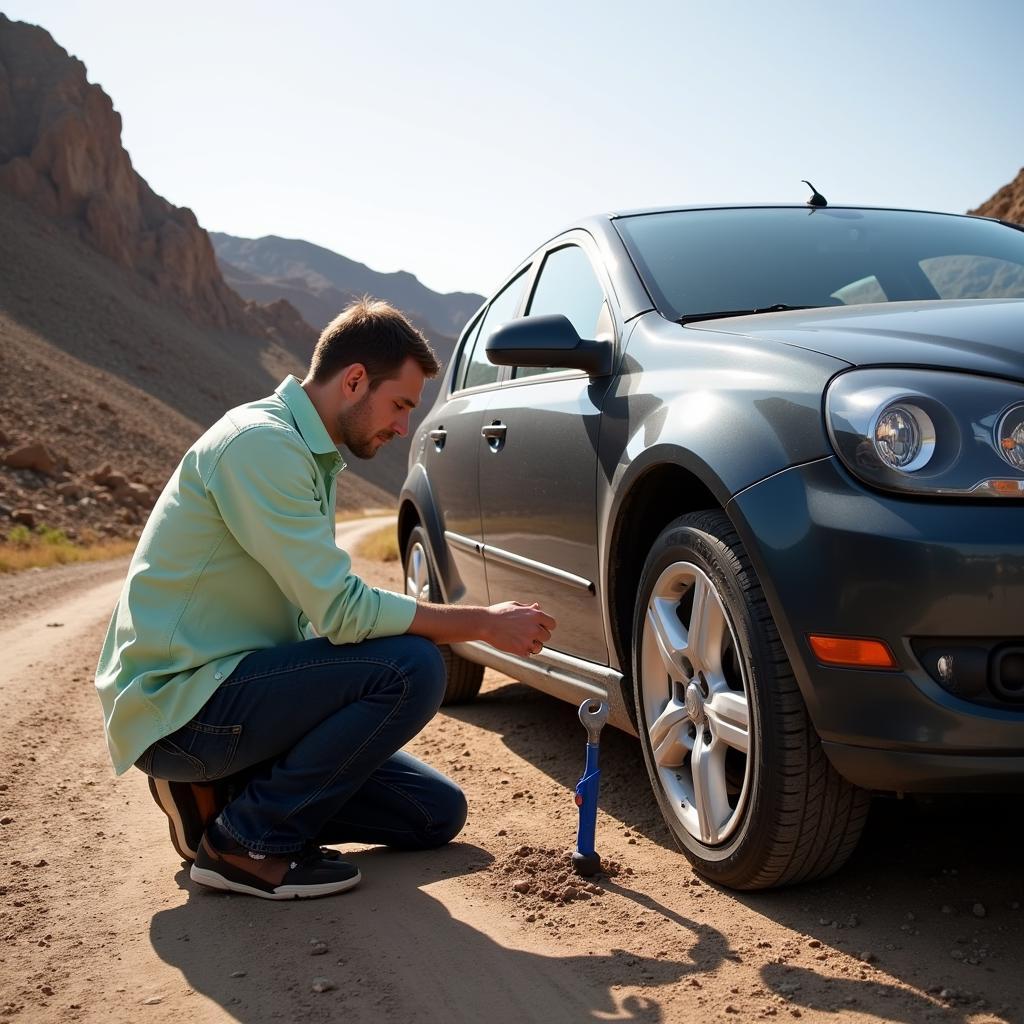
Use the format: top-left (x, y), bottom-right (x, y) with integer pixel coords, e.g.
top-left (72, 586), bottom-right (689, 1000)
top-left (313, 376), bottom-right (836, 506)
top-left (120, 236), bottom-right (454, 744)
top-left (397, 463), bottom-right (455, 603)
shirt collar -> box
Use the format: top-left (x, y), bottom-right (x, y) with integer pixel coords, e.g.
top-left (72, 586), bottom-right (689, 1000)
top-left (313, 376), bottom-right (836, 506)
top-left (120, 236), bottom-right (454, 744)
top-left (275, 376), bottom-right (344, 463)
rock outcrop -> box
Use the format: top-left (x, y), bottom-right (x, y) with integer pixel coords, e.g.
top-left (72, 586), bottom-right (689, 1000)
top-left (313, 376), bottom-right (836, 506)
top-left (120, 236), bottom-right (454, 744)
top-left (0, 14), bottom-right (310, 346)
top-left (970, 167), bottom-right (1024, 224)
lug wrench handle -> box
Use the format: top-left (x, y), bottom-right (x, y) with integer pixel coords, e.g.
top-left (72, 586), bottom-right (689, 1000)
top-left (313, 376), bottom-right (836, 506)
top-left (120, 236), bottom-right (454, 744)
top-left (573, 698), bottom-right (609, 877)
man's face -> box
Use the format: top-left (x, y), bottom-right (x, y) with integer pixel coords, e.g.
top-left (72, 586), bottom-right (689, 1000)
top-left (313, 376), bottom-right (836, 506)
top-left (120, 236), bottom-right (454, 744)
top-left (336, 357), bottom-right (426, 459)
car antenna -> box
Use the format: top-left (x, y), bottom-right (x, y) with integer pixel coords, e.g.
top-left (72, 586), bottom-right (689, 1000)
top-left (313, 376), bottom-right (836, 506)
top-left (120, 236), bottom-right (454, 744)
top-left (802, 180), bottom-right (827, 208)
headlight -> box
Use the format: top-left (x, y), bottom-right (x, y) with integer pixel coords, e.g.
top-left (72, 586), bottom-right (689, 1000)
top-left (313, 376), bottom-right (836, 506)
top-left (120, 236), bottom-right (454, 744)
top-left (997, 404), bottom-right (1024, 470)
top-left (872, 403), bottom-right (935, 471)
top-left (826, 369), bottom-right (1024, 498)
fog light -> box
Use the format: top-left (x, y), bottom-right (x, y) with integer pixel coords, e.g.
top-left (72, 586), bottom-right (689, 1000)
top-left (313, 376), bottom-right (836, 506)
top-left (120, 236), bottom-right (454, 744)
top-left (808, 635), bottom-right (898, 669)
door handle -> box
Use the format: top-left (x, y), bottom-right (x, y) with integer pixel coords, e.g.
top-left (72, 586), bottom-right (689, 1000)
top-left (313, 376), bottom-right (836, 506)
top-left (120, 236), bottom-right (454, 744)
top-left (481, 421), bottom-right (507, 452)
top-left (428, 427), bottom-right (447, 451)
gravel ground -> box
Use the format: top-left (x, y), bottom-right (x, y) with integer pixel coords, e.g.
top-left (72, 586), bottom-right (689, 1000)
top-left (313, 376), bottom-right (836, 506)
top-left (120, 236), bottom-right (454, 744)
top-left (0, 532), bottom-right (1022, 1023)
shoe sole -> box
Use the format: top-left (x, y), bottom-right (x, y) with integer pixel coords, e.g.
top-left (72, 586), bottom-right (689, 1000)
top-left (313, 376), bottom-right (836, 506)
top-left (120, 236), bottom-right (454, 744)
top-left (149, 777), bottom-right (198, 861)
top-left (189, 864), bottom-right (362, 900)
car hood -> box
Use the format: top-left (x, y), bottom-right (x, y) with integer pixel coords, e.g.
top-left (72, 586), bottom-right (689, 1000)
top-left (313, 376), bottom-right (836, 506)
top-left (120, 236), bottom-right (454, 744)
top-left (686, 299), bottom-right (1024, 380)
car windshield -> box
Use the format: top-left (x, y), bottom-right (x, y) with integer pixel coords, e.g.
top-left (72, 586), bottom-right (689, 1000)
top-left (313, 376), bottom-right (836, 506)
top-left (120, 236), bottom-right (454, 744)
top-left (614, 207), bottom-right (1024, 323)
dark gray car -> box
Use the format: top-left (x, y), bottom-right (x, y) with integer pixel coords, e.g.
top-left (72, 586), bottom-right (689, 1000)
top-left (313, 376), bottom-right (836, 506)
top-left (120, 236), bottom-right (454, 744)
top-left (398, 203), bottom-right (1024, 889)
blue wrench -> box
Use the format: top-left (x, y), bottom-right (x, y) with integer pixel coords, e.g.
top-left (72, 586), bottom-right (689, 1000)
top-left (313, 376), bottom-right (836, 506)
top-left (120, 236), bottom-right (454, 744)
top-left (572, 698), bottom-right (609, 877)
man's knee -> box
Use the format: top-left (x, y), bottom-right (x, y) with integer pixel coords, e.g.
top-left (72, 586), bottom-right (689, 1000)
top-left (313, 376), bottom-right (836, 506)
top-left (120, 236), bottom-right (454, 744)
top-left (423, 778), bottom-right (467, 848)
top-left (398, 635), bottom-right (447, 715)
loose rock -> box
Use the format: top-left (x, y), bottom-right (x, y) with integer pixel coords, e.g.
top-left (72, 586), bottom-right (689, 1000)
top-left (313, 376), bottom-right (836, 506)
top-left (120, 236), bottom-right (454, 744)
top-left (4, 443), bottom-right (58, 476)
top-left (311, 977), bottom-right (336, 994)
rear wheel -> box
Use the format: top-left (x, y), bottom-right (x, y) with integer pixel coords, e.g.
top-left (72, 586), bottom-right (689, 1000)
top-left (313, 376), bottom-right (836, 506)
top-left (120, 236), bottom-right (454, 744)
top-left (404, 525), bottom-right (484, 705)
top-left (632, 510), bottom-right (869, 889)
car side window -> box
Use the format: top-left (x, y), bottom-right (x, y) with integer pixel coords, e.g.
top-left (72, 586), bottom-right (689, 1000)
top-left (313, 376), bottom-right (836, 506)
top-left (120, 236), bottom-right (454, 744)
top-left (462, 269), bottom-right (529, 390)
top-left (514, 244), bottom-right (606, 380)
top-left (451, 315), bottom-right (483, 392)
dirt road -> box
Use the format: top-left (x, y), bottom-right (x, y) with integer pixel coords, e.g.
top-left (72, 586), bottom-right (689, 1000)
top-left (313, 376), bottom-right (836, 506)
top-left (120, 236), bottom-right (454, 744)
top-left (1, 521), bottom-right (1022, 1023)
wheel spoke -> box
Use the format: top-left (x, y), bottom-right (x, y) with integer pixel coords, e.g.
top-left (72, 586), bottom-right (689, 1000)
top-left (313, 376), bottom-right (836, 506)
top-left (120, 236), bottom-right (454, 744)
top-left (406, 545), bottom-right (430, 601)
top-left (649, 697), bottom-right (692, 768)
top-left (705, 690), bottom-right (750, 754)
top-left (688, 574), bottom-right (724, 673)
top-left (646, 598), bottom-right (689, 681)
top-left (690, 730), bottom-right (730, 844)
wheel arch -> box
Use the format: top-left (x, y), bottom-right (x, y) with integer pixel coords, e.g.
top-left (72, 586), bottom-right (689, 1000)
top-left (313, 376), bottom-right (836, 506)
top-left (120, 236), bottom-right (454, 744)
top-left (397, 464), bottom-right (449, 600)
top-left (603, 454), bottom-right (729, 725)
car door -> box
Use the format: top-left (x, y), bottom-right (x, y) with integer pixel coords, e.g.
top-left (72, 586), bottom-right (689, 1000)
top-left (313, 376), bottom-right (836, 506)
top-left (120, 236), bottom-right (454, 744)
top-left (477, 238), bottom-right (617, 662)
top-left (418, 267), bottom-right (530, 605)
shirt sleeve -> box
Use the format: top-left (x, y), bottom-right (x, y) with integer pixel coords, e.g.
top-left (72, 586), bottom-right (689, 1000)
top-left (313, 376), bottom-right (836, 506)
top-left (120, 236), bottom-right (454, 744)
top-left (206, 424), bottom-right (417, 644)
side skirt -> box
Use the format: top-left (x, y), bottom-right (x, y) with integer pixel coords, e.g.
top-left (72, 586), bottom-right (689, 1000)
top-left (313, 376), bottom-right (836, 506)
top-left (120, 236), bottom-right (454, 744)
top-left (450, 642), bottom-right (638, 737)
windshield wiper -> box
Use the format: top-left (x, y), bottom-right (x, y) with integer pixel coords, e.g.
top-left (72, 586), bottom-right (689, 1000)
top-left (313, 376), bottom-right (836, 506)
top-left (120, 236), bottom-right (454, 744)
top-left (677, 303), bottom-right (820, 325)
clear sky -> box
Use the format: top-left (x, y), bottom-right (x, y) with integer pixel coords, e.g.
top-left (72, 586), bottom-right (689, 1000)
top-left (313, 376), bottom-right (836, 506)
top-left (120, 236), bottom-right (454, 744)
top-left (6, 0), bottom-right (1024, 298)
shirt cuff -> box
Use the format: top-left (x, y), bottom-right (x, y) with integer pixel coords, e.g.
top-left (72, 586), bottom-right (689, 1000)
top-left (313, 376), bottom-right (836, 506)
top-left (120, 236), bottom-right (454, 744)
top-left (368, 589), bottom-right (418, 639)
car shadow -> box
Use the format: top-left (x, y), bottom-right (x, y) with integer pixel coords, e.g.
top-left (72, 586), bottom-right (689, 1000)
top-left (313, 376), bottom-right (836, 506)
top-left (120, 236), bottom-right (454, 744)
top-left (148, 841), bottom-right (711, 1023)
top-left (450, 677), bottom-right (1024, 1022)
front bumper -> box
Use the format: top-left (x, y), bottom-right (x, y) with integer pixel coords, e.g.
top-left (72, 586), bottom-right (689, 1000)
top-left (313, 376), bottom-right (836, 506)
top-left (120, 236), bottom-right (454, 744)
top-left (729, 456), bottom-right (1024, 793)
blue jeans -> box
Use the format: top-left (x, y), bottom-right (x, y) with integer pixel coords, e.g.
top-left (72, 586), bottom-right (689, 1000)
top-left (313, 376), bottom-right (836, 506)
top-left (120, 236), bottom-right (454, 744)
top-left (135, 635), bottom-right (466, 855)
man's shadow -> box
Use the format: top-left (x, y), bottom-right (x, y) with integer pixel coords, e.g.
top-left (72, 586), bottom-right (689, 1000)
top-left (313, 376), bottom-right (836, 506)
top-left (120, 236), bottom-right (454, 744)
top-left (149, 843), bottom-right (726, 1023)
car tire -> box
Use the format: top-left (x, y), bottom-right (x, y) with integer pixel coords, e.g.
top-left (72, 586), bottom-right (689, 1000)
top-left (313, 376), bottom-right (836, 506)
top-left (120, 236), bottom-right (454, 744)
top-left (632, 509), bottom-right (870, 890)
top-left (404, 525), bottom-right (484, 705)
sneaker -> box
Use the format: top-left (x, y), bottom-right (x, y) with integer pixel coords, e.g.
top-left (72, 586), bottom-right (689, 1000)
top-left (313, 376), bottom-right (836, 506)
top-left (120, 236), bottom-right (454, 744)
top-left (148, 777), bottom-right (227, 862)
top-left (190, 822), bottom-right (361, 900)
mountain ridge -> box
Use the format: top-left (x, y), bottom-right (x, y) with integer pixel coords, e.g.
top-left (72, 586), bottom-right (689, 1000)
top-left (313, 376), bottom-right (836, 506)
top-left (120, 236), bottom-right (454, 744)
top-left (212, 230), bottom-right (483, 337)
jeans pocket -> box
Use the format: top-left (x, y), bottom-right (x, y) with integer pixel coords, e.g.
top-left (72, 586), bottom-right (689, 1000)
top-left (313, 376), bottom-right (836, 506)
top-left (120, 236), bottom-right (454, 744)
top-left (148, 735), bottom-right (207, 782)
top-left (182, 721), bottom-right (243, 780)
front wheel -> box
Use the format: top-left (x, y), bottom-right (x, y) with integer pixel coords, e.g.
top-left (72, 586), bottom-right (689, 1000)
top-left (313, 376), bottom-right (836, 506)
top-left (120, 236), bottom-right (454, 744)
top-left (404, 525), bottom-right (484, 705)
top-left (632, 510), bottom-right (869, 890)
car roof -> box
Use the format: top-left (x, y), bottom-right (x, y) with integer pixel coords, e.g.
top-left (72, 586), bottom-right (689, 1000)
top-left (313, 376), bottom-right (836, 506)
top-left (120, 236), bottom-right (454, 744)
top-left (603, 203), bottom-right (989, 222)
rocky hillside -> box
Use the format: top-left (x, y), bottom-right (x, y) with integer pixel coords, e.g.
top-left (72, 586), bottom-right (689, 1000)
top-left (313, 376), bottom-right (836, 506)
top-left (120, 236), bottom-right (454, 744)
top-left (0, 192), bottom-right (393, 543)
top-left (971, 167), bottom-right (1024, 224)
top-left (0, 16), bottom-right (394, 543)
top-left (0, 14), bottom-right (313, 354)
top-left (212, 232), bottom-right (483, 338)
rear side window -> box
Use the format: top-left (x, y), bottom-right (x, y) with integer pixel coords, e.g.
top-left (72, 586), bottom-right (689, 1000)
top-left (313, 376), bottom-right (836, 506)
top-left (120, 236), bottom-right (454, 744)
top-left (451, 315), bottom-right (483, 392)
top-left (514, 245), bottom-right (606, 380)
top-left (462, 268), bottom-right (529, 390)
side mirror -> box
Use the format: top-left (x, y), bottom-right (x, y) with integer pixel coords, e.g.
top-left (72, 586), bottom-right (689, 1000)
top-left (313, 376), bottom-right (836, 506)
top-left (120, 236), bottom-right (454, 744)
top-left (485, 314), bottom-right (613, 377)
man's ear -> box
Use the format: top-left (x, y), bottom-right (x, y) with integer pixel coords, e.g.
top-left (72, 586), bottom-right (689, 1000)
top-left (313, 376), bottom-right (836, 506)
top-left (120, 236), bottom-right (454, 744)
top-left (338, 363), bottom-right (369, 402)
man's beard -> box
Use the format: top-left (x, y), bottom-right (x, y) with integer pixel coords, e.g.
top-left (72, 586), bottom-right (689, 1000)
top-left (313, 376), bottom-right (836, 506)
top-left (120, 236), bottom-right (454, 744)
top-left (335, 396), bottom-right (395, 460)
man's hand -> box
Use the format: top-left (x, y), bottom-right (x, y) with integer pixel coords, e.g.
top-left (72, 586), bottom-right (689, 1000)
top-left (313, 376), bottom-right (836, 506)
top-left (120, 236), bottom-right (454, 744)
top-left (481, 601), bottom-right (557, 657)
top-left (408, 600), bottom-right (557, 657)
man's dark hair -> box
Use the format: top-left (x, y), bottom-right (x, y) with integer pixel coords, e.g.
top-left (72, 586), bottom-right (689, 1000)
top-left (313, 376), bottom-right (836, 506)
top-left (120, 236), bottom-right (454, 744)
top-left (309, 297), bottom-right (440, 385)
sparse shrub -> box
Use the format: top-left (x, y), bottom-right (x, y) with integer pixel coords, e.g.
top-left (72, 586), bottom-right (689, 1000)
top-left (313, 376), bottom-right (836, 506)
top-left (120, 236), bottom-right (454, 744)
top-left (36, 526), bottom-right (70, 546)
top-left (6, 525), bottom-right (32, 546)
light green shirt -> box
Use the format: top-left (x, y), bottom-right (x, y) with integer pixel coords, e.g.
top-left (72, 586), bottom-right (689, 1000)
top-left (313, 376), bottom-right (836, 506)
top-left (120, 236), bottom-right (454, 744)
top-left (95, 376), bottom-right (417, 775)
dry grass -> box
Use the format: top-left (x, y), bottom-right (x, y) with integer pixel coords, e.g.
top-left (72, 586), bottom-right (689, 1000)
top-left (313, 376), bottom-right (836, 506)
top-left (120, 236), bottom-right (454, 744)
top-left (0, 533), bottom-right (137, 572)
top-left (335, 507), bottom-right (396, 524)
top-left (354, 523), bottom-right (400, 563)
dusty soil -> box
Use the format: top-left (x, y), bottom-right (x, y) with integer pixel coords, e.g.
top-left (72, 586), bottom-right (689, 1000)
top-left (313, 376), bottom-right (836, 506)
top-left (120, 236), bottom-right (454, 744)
top-left (1, 520), bottom-right (1022, 1024)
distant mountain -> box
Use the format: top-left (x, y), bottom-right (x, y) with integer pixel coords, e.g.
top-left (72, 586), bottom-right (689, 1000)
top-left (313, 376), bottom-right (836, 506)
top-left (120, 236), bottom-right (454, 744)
top-left (971, 166), bottom-right (1024, 223)
top-left (211, 232), bottom-right (484, 338)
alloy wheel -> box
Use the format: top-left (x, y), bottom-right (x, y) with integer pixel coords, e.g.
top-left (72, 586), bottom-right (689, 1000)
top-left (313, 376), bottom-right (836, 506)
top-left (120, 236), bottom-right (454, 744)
top-left (639, 560), bottom-right (753, 846)
top-left (405, 539), bottom-right (431, 601)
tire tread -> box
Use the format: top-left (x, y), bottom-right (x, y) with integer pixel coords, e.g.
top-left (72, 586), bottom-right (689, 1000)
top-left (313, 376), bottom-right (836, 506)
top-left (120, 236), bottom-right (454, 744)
top-left (635, 509), bottom-right (869, 890)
